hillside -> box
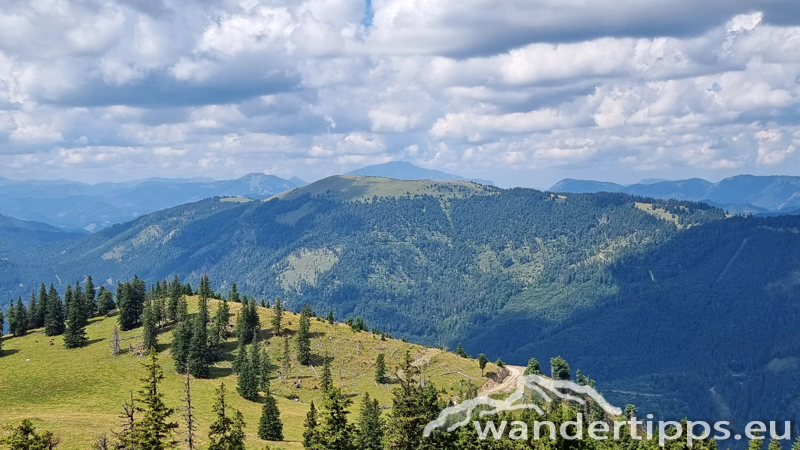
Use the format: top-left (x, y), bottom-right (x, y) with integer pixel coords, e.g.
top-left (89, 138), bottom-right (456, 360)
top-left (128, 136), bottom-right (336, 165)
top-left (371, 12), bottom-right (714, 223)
top-left (550, 174), bottom-right (800, 214)
top-left (2, 177), bottom-right (800, 426)
top-left (345, 161), bottom-right (495, 185)
top-left (0, 297), bottom-right (490, 449)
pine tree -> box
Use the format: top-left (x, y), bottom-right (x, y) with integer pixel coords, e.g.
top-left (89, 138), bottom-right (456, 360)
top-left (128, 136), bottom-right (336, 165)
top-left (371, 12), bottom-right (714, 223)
top-left (478, 353), bottom-right (488, 377)
top-left (455, 343), bottom-right (467, 358)
top-left (97, 286), bottom-right (115, 316)
top-left (207, 383), bottom-right (247, 450)
top-left (258, 390), bottom-right (283, 441)
top-left (235, 298), bottom-right (259, 345)
top-left (356, 392), bottom-right (383, 450)
top-left (321, 354), bottom-right (333, 392)
top-left (326, 310), bottom-right (335, 324)
top-left (35, 283), bottom-right (48, 329)
top-left (188, 296), bottom-right (210, 378)
top-left (550, 355), bottom-right (571, 380)
top-left (198, 275), bottom-right (212, 302)
top-left (260, 347), bottom-right (272, 394)
top-left (302, 401), bottom-right (319, 449)
top-left (237, 344), bottom-right (259, 401)
top-left (749, 432), bottom-right (764, 450)
top-left (272, 297), bottom-right (283, 336)
top-left (171, 316), bottom-right (193, 374)
top-left (769, 439), bottom-right (782, 450)
top-left (524, 357), bottom-right (541, 375)
top-left (375, 354), bottom-right (386, 384)
top-left (118, 278), bottom-right (146, 331)
top-left (125, 349), bottom-right (179, 449)
top-left (12, 297), bottom-right (28, 336)
top-left (792, 435), bottom-right (800, 450)
top-left (384, 350), bottom-right (441, 450)
top-left (232, 340), bottom-right (247, 375)
top-left (142, 300), bottom-right (158, 352)
top-left (0, 418), bottom-right (58, 449)
top-left (85, 275), bottom-right (96, 316)
top-left (296, 308), bottom-right (312, 365)
top-left (44, 284), bottom-right (65, 336)
top-left (317, 386), bottom-right (355, 450)
top-left (176, 295), bottom-right (188, 323)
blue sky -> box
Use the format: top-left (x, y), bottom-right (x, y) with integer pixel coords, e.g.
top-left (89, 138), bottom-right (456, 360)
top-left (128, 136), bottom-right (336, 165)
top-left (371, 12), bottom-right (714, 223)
top-left (0, 0), bottom-right (800, 189)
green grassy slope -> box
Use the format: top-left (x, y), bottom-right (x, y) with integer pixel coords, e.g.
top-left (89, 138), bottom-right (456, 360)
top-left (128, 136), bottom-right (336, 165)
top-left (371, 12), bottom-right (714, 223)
top-left (0, 297), bottom-right (489, 449)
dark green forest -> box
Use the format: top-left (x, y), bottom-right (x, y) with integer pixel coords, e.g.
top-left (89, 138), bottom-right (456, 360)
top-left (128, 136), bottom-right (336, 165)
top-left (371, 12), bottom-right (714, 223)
top-left (2, 177), bottom-right (799, 427)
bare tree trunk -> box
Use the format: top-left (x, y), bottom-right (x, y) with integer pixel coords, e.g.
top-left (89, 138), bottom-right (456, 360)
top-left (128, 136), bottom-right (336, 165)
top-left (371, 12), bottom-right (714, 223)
top-left (183, 367), bottom-right (197, 450)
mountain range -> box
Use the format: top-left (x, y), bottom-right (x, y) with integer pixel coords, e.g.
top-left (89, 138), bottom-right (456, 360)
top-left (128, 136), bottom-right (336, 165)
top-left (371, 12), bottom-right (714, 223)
top-left (2, 175), bottom-right (799, 428)
top-left (345, 161), bottom-right (494, 185)
top-left (550, 175), bottom-right (800, 215)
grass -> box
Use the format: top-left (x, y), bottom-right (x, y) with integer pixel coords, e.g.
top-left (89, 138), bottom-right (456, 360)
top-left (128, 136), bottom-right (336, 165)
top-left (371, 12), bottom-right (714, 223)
top-left (0, 297), bottom-right (491, 449)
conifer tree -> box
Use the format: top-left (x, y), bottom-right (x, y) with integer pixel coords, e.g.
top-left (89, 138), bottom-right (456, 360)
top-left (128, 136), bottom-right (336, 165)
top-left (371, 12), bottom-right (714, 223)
top-left (792, 435), bottom-right (800, 450)
top-left (260, 347), bottom-right (272, 394)
top-left (384, 350), bottom-right (441, 450)
top-left (176, 295), bottom-right (188, 323)
top-left (478, 353), bottom-right (488, 377)
top-left (97, 286), bottom-right (115, 316)
top-left (321, 354), bottom-right (333, 393)
top-left (749, 432), bottom-right (764, 450)
top-left (455, 343), bottom-right (468, 358)
top-left (211, 298), bottom-right (230, 350)
top-left (769, 439), bottom-right (782, 450)
top-left (35, 283), bottom-right (48, 329)
top-left (229, 283), bottom-right (240, 303)
top-left (27, 290), bottom-right (40, 330)
top-left (375, 354), bottom-right (386, 384)
top-left (237, 344), bottom-right (259, 401)
top-left (118, 277), bottom-right (146, 331)
top-left (63, 286), bottom-right (88, 349)
top-left (296, 308), bottom-right (312, 365)
top-left (272, 297), bottom-right (283, 336)
top-left (142, 300), bottom-right (158, 352)
top-left (356, 392), bottom-right (384, 450)
top-left (182, 369), bottom-right (197, 450)
top-left (257, 390), bottom-right (283, 441)
top-left (281, 335), bottom-right (291, 383)
top-left (302, 401), bottom-right (319, 449)
top-left (524, 357), bottom-right (542, 375)
top-left (232, 340), bottom-right (247, 375)
top-left (188, 296), bottom-right (210, 378)
top-left (125, 349), bottom-right (179, 449)
top-left (12, 297), bottom-right (28, 336)
top-left (85, 275), bottom-right (96, 316)
top-left (550, 355), bottom-right (571, 380)
top-left (327, 310), bottom-right (334, 324)
top-left (198, 275), bottom-right (212, 302)
top-left (0, 419), bottom-right (58, 449)
top-left (44, 284), bottom-right (65, 336)
top-left (207, 383), bottom-right (247, 450)
top-left (235, 298), bottom-right (259, 345)
top-left (171, 315), bottom-right (193, 374)
top-left (167, 275), bottom-right (181, 322)
top-left (317, 387), bottom-right (355, 450)
top-left (0, 309), bottom-right (4, 351)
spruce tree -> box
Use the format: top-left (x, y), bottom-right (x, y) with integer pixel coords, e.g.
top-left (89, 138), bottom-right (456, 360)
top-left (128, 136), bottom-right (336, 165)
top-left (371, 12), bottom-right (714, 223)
top-left (384, 350), bottom-right (441, 450)
top-left (550, 355), bottom-right (571, 380)
top-left (36, 283), bottom-right (48, 329)
top-left (207, 383), bottom-right (247, 450)
top-left (85, 275), bottom-right (96, 316)
top-left (296, 308), bottom-right (312, 365)
top-left (0, 419), bottom-right (58, 449)
top-left (302, 401), bottom-right (319, 449)
top-left (97, 286), bottom-right (115, 316)
top-left (792, 435), bottom-right (800, 450)
top-left (211, 298), bottom-right (230, 350)
top-left (63, 285), bottom-right (88, 349)
top-left (455, 343), bottom-right (467, 358)
top-left (126, 349), bottom-right (179, 449)
top-left (524, 357), bottom-right (542, 375)
top-left (326, 310), bottom-right (334, 324)
top-left (27, 290), bottom-right (40, 330)
top-left (237, 344), bottom-right (259, 401)
top-left (142, 300), bottom-right (158, 352)
top-left (260, 347), bottom-right (272, 394)
top-left (12, 297), bottom-right (28, 336)
top-left (257, 390), bottom-right (283, 441)
top-left (167, 275), bottom-right (181, 322)
top-left (198, 275), bottom-right (212, 302)
top-left (271, 297), bottom-right (283, 336)
top-left (171, 315), bottom-right (193, 374)
top-left (318, 387), bottom-right (355, 450)
top-left (44, 284), bottom-right (65, 336)
top-left (176, 295), bottom-right (188, 323)
top-left (188, 296), bottom-right (210, 378)
top-left (229, 283), bottom-right (240, 303)
top-left (769, 439), bottom-right (782, 450)
top-left (375, 353), bottom-right (386, 384)
top-left (235, 298), bottom-right (259, 345)
top-left (232, 340), bottom-right (247, 375)
top-left (356, 392), bottom-right (383, 450)
top-left (321, 354), bottom-right (333, 393)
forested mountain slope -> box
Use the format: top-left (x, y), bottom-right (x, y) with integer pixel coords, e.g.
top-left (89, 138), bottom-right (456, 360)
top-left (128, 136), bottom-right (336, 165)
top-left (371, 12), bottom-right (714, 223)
top-left (2, 175), bottom-right (799, 427)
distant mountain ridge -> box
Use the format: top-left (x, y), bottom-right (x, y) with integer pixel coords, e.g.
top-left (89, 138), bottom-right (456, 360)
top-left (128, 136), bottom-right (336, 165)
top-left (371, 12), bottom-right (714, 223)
top-left (550, 175), bottom-right (800, 214)
top-left (346, 161), bottom-right (494, 185)
top-left (0, 173), bottom-right (302, 232)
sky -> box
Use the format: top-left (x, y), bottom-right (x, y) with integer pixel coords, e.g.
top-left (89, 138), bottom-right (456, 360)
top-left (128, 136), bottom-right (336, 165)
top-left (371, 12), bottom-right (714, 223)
top-left (1, 0), bottom-right (800, 189)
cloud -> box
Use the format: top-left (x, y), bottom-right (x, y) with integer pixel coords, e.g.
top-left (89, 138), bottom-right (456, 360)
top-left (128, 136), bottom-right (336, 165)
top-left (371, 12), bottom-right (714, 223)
top-left (0, 1), bottom-right (799, 187)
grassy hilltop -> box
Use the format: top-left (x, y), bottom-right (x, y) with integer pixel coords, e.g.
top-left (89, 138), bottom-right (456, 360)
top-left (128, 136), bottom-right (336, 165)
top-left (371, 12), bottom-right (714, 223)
top-left (0, 297), bottom-right (490, 449)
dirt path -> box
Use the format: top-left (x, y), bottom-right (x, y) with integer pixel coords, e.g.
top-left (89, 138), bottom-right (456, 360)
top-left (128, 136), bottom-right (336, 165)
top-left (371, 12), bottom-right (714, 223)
top-left (479, 365), bottom-right (525, 397)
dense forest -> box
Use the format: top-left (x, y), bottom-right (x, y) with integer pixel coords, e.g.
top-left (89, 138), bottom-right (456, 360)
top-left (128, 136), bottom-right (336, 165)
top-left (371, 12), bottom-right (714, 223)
top-left (1, 176), bottom-right (799, 427)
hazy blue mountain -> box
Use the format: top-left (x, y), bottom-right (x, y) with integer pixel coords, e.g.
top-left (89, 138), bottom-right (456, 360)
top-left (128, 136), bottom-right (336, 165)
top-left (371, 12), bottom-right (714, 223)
top-left (550, 175), bottom-right (800, 213)
top-left (345, 161), bottom-right (495, 185)
top-left (0, 173), bottom-right (300, 232)
top-left (2, 176), bottom-right (799, 426)
top-left (290, 176), bottom-right (308, 186)
top-left (548, 179), bottom-right (623, 193)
